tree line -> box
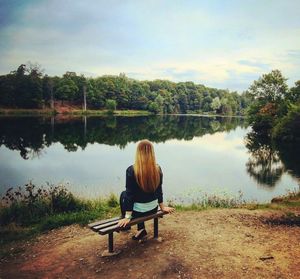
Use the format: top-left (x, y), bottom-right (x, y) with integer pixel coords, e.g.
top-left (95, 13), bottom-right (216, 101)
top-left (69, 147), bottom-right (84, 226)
top-left (0, 63), bottom-right (252, 115)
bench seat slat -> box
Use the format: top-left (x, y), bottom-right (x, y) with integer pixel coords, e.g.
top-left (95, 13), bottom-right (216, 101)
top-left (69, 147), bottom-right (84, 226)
top-left (92, 219), bottom-right (121, 231)
top-left (88, 216), bottom-right (121, 229)
top-left (98, 210), bottom-right (166, 235)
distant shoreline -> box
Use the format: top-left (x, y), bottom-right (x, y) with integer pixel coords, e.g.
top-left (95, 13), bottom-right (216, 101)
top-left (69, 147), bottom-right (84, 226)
top-left (0, 108), bottom-right (244, 117)
top-left (0, 108), bottom-right (151, 116)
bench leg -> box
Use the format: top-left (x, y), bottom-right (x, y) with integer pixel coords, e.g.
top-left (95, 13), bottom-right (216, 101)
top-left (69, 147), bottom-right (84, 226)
top-left (101, 232), bottom-right (121, 257)
top-left (154, 218), bottom-right (158, 238)
top-left (108, 232), bottom-right (114, 253)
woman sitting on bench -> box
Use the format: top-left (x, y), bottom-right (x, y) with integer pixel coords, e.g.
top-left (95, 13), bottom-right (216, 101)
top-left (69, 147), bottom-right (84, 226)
top-left (118, 139), bottom-right (175, 240)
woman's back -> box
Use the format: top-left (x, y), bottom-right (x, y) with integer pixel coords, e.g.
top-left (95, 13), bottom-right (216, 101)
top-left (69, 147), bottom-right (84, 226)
top-left (126, 165), bottom-right (163, 204)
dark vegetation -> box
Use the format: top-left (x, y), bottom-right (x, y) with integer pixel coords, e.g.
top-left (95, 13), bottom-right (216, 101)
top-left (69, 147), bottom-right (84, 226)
top-left (0, 63), bottom-right (252, 115)
top-left (246, 69), bottom-right (300, 142)
top-left (0, 183), bottom-right (119, 244)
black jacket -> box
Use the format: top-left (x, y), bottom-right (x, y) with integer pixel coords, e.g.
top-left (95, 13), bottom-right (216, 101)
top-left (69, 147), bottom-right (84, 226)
top-left (124, 165), bottom-right (163, 211)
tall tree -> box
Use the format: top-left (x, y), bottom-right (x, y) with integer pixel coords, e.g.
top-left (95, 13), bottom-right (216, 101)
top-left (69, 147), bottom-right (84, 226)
top-left (249, 70), bottom-right (288, 103)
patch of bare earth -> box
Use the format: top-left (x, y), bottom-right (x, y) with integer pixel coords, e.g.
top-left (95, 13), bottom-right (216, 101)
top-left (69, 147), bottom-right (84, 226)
top-left (1, 209), bottom-right (299, 279)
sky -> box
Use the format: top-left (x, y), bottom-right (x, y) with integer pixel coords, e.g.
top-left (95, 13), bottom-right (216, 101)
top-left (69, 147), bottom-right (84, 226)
top-left (0, 0), bottom-right (300, 92)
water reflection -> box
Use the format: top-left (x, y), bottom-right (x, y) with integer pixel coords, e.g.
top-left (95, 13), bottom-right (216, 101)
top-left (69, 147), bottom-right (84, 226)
top-left (245, 131), bottom-right (299, 188)
top-left (0, 115), bottom-right (299, 201)
top-left (0, 115), bottom-right (245, 159)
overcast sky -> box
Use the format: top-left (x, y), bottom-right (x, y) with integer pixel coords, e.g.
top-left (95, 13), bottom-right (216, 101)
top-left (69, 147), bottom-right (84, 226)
top-left (0, 0), bottom-right (300, 92)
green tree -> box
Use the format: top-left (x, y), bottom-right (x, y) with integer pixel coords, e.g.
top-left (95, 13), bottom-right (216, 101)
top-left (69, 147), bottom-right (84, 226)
top-left (0, 74), bottom-right (15, 107)
top-left (202, 96), bottom-right (212, 112)
top-left (148, 102), bottom-right (160, 114)
top-left (55, 77), bottom-right (79, 103)
top-left (106, 99), bottom-right (117, 113)
top-left (249, 70), bottom-right (288, 103)
top-left (12, 63), bottom-right (43, 108)
top-left (211, 97), bottom-right (221, 112)
top-left (247, 70), bottom-right (289, 135)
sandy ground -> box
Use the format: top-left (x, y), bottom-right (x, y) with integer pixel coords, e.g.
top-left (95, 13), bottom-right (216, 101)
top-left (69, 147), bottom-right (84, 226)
top-left (1, 208), bottom-right (300, 279)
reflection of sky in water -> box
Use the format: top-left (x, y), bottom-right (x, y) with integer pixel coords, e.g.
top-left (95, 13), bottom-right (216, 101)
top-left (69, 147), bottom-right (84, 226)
top-left (0, 127), bottom-right (298, 202)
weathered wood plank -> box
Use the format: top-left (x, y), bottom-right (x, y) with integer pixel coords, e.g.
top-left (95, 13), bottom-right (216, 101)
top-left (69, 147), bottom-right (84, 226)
top-left (92, 219), bottom-right (120, 231)
top-left (88, 216), bottom-right (121, 229)
top-left (98, 210), bottom-right (167, 235)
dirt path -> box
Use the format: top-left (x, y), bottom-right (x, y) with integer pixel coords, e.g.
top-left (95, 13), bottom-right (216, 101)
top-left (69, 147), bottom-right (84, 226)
top-left (1, 209), bottom-right (300, 279)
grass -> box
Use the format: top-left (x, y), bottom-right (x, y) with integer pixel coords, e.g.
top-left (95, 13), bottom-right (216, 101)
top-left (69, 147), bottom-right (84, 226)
top-left (242, 187), bottom-right (300, 210)
top-left (1, 183), bottom-right (299, 249)
top-left (170, 187), bottom-right (300, 212)
top-left (168, 189), bottom-right (246, 211)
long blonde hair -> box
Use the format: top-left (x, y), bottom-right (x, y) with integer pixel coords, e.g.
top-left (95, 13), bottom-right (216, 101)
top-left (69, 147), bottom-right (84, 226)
top-left (133, 139), bottom-right (161, 192)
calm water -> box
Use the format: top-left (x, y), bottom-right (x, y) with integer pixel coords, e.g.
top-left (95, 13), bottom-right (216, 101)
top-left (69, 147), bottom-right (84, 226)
top-left (0, 115), bottom-right (299, 203)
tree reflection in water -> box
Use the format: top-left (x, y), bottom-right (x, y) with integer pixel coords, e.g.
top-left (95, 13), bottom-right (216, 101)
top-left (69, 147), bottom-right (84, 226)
top-left (0, 115), bottom-right (245, 159)
top-left (245, 131), bottom-right (299, 188)
top-left (1, 115), bottom-right (299, 192)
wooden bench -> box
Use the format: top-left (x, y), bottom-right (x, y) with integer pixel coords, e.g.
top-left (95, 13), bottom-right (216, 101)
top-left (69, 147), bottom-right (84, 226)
top-left (88, 210), bottom-right (167, 256)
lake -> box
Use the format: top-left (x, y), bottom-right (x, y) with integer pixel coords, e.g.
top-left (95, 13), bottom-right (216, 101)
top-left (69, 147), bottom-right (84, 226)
top-left (0, 115), bottom-right (299, 203)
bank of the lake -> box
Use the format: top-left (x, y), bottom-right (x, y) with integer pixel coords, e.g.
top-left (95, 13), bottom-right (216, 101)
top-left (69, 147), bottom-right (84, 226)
top-left (0, 108), bottom-right (153, 116)
top-left (0, 108), bottom-right (246, 117)
top-left (1, 205), bottom-right (299, 279)
top-left (1, 185), bottom-right (299, 249)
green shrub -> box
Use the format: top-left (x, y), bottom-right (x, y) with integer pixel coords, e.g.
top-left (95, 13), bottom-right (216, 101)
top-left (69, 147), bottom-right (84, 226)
top-left (1, 183), bottom-right (91, 226)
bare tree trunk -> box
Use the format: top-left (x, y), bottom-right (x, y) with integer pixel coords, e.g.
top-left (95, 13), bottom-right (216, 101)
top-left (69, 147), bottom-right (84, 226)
top-left (84, 115), bottom-right (87, 139)
top-left (49, 79), bottom-right (54, 110)
top-left (51, 116), bottom-right (55, 138)
top-left (83, 85), bottom-right (87, 111)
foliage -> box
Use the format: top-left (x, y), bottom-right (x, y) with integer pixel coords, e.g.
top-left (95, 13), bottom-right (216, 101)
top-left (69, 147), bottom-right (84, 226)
top-left (105, 99), bottom-right (117, 112)
top-left (0, 183), bottom-right (122, 245)
top-left (0, 183), bottom-right (90, 226)
top-left (211, 97), bottom-right (221, 112)
top-left (287, 80), bottom-right (300, 103)
top-left (247, 70), bottom-right (300, 142)
top-left (0, 64), bottom-right (44, 108)
top-left (272, 104), bottom-right (300, 142)
top-left (107, 193), bottom-right (119, 207)
top-left (247, 101), bottom-right (277, 135)
top-left (248, 69), bottom-right (288, 102)
top-left (0, 63), bottom-right (250, 115)
top-left (55, 77), bottom-right (79, 102)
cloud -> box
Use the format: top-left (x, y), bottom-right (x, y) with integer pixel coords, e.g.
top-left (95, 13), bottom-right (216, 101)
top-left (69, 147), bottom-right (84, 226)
top-left (238, 60), bottom-right (270, 71)
top-left (0, 0), bottom-right (300, 91)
